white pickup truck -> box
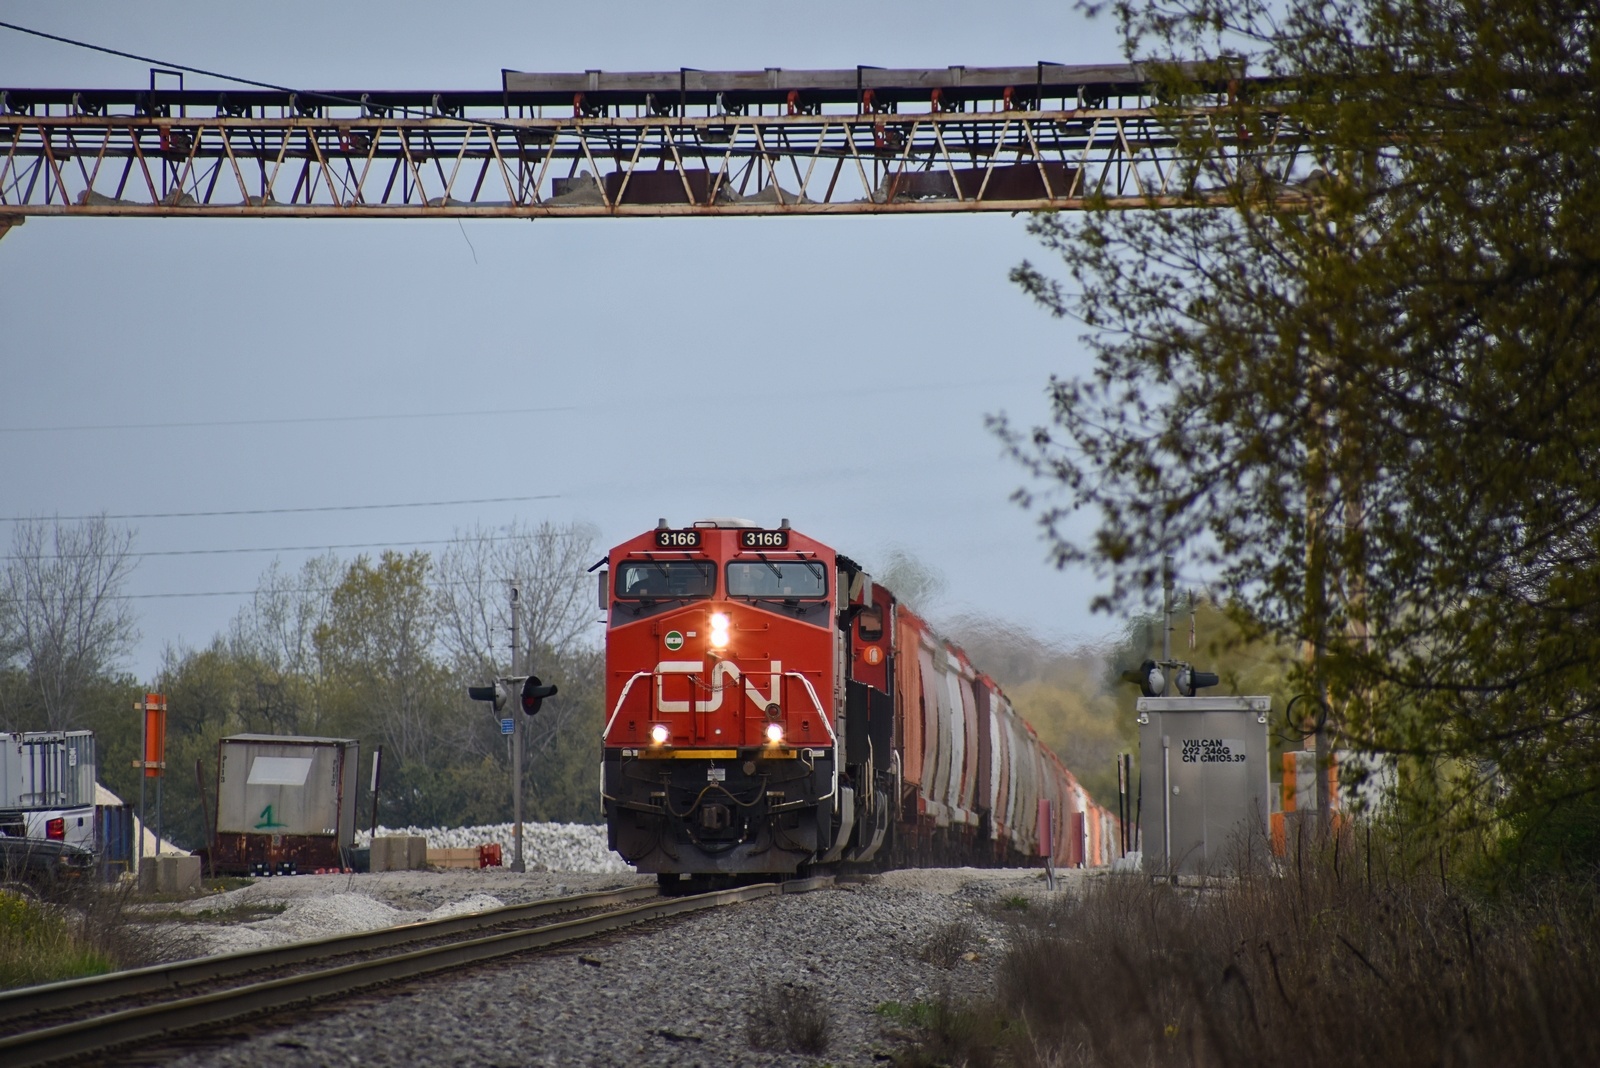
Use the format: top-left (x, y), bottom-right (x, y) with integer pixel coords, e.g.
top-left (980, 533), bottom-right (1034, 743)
top-left (0, 804), bottom-right (97, 851)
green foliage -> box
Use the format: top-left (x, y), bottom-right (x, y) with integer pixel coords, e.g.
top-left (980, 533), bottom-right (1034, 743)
top-left (1000, 0), bottom-right (1600, 834)
top-left (0, 891), bottom-right (114, 989)
top-left (1487, 784), bottom-right (1600, 887)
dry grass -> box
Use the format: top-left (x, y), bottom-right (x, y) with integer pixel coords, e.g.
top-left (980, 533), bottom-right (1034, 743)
top-left (744, 980), bottom-right (832, 1055)
top-left (993, 831), bottom-right (1600, 1068)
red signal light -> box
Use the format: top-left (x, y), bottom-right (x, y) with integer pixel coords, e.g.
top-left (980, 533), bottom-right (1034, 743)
top-left (520, 675), bottom-right (558, 716)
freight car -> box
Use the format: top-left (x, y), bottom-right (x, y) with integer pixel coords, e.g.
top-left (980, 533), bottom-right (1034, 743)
top-left (599, 518), bottom-right (1120, 886)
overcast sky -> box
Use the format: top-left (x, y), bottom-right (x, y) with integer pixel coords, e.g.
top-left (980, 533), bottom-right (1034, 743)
top-left (0, 1), bottom-right (1135, 680)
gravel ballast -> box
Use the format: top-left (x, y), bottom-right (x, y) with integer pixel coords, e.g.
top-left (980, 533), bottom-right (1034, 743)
top-left (160, 865), bottom-right (1083, 1067)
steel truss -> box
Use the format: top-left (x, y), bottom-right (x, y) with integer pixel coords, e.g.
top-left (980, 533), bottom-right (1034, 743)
top-left (0, 74), bottom-right (1310, 220)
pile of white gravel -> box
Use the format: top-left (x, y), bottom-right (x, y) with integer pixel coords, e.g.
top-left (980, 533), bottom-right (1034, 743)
top-left (198, 890), bottom-right (513, 954)
top-left (355, 821), bottom-right (631, 874)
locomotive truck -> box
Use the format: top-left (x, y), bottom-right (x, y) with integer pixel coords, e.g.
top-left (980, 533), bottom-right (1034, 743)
top-left (599, 518), bottom-right (1119, 887)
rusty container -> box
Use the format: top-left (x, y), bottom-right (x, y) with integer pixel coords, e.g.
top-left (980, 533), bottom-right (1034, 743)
top-left (209, 735), bottom-right (360, 874)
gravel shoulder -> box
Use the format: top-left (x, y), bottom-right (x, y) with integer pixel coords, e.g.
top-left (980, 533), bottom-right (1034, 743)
top-left (155, 865), bottom-right (1084, 1067)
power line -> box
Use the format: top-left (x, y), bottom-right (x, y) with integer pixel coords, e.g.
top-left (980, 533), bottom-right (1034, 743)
top-left (0, 495), bottom-right (559, 523)
top-left (0, 19), bottom-right (312, 95)
top-left (0, 19), bottom-right (528, 134)
top-left (0, 406), bottom-right (577, 434)
top-left (2, 529), bottom-right (592, 560)
top-left (1, 578), bottom-right (575, 602)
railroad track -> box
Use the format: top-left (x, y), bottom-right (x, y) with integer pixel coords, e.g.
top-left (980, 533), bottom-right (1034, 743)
top-left (0, 878), bottom-right (830, 1067)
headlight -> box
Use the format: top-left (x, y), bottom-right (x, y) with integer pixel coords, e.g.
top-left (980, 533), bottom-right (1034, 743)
top-left (649, 724), bottom-right (670, 745)
top-left (709, 611), bottom-right (731, 649)
top-left (765, 722), bottom-right (784, 745)
top-left (710, 612), bottom-right (730, 630)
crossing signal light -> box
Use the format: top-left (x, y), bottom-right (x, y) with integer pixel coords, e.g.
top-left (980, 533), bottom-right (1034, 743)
top-left (1176, 666), bottom-right (1219, 696)
top-left (468, 682), bottom-right (509, 711)
top-left (520, 675), bottom-right (557, 716)
top-left (1119, 659), bottom-right (1165, 697)
top-left (470, 675), bottom-right (559, 716)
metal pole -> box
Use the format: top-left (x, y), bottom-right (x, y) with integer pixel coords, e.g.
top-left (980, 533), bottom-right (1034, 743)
top-left (137, 698), bottom-right (146, 872)
top-left (195, 758), bottom-right (213, 882)
top-left (1116, 755), bottom-right (1126, 856)
top-left (1162, 734), bottom-right (1172, 878)
top-left (369, 746), bottom-right (383, 837)
top-left (1161, 555), bottom-right (1174, 696)
top-left (510, 581), bottom-right (525, 873)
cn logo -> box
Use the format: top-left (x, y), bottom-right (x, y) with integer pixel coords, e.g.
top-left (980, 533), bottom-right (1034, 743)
top-left (654, 660), bottom-right (782, 713)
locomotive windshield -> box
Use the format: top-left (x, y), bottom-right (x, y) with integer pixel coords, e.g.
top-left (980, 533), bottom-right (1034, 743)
top-left (615, 560), bottom-right (715, 600)
top-left (726, 561), bottom-right (828, 599)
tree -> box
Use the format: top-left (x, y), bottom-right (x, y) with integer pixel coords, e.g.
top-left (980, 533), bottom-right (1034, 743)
top-left (434, 520), bottom-right (600, 678)
top-left (226, 552), bottom-right (343, 735)
top-left (435, 521), bottom-right (605, 821)
top-left (999, 0), bottom-right (1600, 828)
top-left (315, 551), bottom-right (451, 768)
top-left (0, 516), bottom-right (138, 730)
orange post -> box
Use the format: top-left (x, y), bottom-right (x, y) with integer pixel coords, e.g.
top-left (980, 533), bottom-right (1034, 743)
top-left (142, 693), bottom-right (166, 777)
top-left (1281, 751), bottom-right (1299, 812)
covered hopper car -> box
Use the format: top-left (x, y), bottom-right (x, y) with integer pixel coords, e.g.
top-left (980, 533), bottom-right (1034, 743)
top-left (600, 519), bottom-right (1120, 885)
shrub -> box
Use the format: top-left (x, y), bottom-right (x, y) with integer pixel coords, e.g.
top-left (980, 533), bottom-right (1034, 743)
top-left (919, 919), bottom-right (976, 969)
top-left (745, 980), bottom-right (831, 1055)
top-left (881, 996), bottom-right (1009, 1068)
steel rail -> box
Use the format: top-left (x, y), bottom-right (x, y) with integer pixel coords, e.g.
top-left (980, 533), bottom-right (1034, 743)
top-left (0, 883), bottom-right (661, 1026)
top-left (0, 879), bottom-right (826, 1067)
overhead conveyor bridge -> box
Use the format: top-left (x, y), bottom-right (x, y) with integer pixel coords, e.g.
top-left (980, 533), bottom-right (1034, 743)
top-left (0, 64), bottom-right (1308, 229)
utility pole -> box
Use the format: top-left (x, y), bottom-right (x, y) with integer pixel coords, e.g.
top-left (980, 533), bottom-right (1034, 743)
top-left (510, 581), bottom-right (525, 873)
top-left (1161, 555), bottom-right (1175, 693)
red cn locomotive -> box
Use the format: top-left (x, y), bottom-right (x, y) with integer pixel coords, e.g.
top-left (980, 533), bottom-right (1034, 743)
top-left (600, 519), bottom-right (1120, 886)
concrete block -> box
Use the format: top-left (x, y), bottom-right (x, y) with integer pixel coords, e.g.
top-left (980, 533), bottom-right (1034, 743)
top-left (138, 854), bottom-right (203, 894)
top-left (161, 855), bottom-right (202, 894)
top-left (371, 835), bottom-right (428, 872)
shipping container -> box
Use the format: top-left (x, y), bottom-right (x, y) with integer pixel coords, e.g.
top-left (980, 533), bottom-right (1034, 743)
top-left (209, 735), bottom-right (360, 875)
top-left (0, 731), bottom-right (97, 809)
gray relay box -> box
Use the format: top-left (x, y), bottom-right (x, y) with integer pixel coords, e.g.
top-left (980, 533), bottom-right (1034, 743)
top-left (1137, 695), bottom-right (1271, 876)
